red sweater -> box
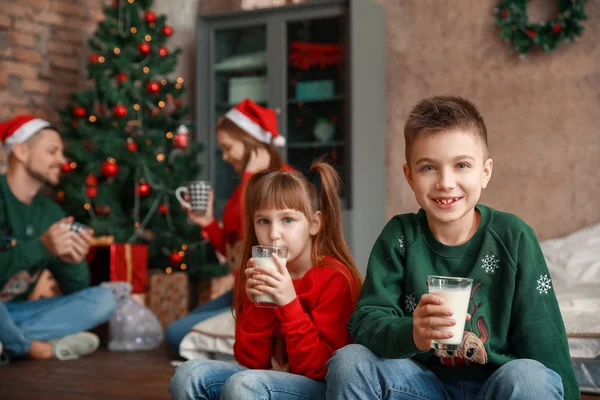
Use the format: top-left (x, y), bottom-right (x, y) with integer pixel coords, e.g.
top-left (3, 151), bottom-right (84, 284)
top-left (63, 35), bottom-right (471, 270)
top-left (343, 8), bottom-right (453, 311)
top-left (234, 256), bottom-right (360, 380)
top-left (203, 165), bottom-right (295, 258)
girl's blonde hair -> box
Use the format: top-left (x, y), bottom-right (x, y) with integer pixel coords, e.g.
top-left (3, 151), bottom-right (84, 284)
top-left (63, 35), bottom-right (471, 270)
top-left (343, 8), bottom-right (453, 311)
top-left (233, 159), bottom-right (362, 317)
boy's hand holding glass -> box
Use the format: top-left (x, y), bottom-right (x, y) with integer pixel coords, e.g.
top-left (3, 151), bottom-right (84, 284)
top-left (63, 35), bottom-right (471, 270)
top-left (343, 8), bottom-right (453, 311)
top-left (412, 294), bottom-right (471, 351)
top-left (247, 252), bottom-right (296, 308)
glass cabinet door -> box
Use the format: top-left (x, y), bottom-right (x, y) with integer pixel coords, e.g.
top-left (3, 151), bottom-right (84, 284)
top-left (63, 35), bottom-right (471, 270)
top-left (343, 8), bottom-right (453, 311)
top-left (285, 15), bottom-right (348, 203)
top-left (212, 25), bottom-right (268, 217)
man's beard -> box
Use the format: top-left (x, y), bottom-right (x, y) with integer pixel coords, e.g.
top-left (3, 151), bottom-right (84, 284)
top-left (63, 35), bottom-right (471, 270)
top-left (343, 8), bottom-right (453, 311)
top-left (25, 164), bottom-right (58, 187)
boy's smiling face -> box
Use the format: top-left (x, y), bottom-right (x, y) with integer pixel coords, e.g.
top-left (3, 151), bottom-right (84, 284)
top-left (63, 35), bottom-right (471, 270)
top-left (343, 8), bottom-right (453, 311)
top-left (403, 129), bottom-right (493, 232)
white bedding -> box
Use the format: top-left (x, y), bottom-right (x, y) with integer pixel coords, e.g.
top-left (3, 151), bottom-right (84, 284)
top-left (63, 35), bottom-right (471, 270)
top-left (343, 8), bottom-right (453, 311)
top-left (540, 223), bottom-right (600, 359)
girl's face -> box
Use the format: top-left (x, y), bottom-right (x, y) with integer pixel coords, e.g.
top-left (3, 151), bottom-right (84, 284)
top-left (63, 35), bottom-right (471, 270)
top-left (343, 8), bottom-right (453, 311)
top-left (253, 208), bottom-right (321, 265)
top-left (217, 130), bottom-right (246, 173)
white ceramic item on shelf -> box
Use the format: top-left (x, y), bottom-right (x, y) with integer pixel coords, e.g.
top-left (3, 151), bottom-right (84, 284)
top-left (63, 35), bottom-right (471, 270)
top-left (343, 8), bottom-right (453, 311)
top-left (313, 118), bottom-right (336, 143)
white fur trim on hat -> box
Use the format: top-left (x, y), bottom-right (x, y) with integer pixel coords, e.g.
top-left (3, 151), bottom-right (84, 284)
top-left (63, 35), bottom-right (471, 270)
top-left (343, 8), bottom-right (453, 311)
top-left (272, 135), bottom-right (286, 147)
top-left (5, 118), bottom-right (51, 147)
top-left (225, 108), bottom-right (273, 144)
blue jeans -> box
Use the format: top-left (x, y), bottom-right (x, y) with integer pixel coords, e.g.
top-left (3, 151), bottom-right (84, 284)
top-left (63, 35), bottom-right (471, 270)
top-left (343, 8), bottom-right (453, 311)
top-left (165, 290), bottom-right (233, 355)
top-left (325, 344), bottom-right (564, 400)
top-left (170, 360), bottom-right (326, 400)
top-left (0, 286), bottom-right (116, 357)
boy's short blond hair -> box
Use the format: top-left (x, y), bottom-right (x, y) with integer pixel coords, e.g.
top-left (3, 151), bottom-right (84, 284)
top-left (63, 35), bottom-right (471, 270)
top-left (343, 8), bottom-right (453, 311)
top-left (404, 96), bottom-right (488, 163)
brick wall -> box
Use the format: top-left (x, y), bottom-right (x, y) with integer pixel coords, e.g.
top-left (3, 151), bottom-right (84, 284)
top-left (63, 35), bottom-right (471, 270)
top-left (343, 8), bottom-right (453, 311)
top-left (0, 0), bottom-right (106, 125)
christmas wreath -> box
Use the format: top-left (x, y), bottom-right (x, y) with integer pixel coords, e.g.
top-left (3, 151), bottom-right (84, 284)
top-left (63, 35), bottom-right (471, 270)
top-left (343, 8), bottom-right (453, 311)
top-left (495, 0), bottom-right (587, 55)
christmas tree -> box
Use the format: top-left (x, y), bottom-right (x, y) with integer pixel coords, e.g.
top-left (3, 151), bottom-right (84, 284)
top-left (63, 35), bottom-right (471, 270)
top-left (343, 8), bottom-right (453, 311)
top-left (57, 0), bottom-right (225, 278)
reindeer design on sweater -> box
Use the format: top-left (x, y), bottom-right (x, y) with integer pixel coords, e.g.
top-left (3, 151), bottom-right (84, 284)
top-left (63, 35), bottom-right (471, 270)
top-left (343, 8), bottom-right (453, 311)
top-left (434, 281), bottom-right (489, 366)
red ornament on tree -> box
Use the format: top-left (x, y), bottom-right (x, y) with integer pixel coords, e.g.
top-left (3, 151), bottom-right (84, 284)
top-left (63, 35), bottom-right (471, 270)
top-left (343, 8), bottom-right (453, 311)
top-left (61, 163), bottom-right (72, 173)
top-left (138, 42), bottom-right (151, 55)
top-left (144, 11), bottom-right (156, 23)
top-left (101, 159), bottom-right (119, 177)
top-left (137, 182), bottom-right (151, 197)
top-left (72, 107), bottom-right (86, 118)
top-left (159, 204), bottom-right (169, 214)
top-left (169, 251), bottom-right (182, 265)
top-left (127, 141), bottom-right (138, 152)
top-left (113, 104), bottom-right (128, 118)
top-left (527, 29), bottom-right (537, 38)
top-left (173, 125), bottom-right (189, 149)
top-left (89, 53), bottom-right (100, 63)
top-left (146, 81), bottom-right (160, 94)
top-left (552, 24), bottom-right (562, 33)
top-left (117, 73), bottom-right (128, 83)
top-left (501, 10), bottom-right (509, 19)
top-left (162, 25), bottom-right (173, 36)
top-left (86, 186), bottom-right (98, 198)
top-left (85, 174), bottom-right (98, 186)
top-left (159, 46), bottom-right (168, 57)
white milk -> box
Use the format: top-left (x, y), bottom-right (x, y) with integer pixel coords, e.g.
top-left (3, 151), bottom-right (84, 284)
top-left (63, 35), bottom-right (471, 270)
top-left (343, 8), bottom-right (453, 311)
top-left (253, 257), bottom-right (286, 305)
top-left (430, 288), bottom-right (471, 345)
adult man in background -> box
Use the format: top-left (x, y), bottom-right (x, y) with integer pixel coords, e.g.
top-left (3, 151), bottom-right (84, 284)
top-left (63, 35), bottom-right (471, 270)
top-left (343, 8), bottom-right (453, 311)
top-left (0, 115), bottom-right (116, 361)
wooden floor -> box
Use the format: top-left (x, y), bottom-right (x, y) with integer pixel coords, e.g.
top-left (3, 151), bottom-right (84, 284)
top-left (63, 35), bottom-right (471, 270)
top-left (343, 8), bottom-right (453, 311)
top-left (0, 346), bottom-right (598, 399)
top-left (0, 346), bottom-right (175, 400)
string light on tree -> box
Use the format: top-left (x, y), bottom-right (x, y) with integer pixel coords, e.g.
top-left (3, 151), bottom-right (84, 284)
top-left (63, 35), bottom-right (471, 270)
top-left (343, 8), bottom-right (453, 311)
top-left (173, 125), bottom-right (189, 149)
top-left (159, 46), bottom-right (168, 57)
top-left (114, 47), bottom-right (121, 55)
top-left (159, 204), bottom-right (168, 214)
top-left (162, 25), bottom-right (173, 36)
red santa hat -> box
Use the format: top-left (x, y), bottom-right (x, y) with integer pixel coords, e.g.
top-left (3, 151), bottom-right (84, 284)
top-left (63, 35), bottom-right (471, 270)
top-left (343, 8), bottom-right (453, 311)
top-left (0, 115), bottom-right (52, 152)
top-left (225, 99), bottom-right (286, 147)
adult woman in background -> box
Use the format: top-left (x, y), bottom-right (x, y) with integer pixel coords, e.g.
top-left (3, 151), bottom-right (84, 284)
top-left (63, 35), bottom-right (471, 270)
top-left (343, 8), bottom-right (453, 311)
top-left (165, 99), bottom-right (293, 355)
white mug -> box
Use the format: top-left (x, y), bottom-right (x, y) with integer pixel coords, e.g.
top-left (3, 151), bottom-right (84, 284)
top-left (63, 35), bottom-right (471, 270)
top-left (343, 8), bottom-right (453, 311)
top-left (175, 180), bottom-right (211, 212)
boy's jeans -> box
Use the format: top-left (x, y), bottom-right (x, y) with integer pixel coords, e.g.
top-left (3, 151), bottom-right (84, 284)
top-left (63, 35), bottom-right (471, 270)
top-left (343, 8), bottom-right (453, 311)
top-left (326, 344), bottom-right (564, 400)
top-left (0, 286), bottom-right (116, 357)
top-left (170, 360), bottom-right (326, 400)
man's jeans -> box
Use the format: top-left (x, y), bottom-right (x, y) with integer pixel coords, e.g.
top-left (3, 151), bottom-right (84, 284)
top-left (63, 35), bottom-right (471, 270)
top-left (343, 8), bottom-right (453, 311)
top-left (325, 344), bottom-right (564, 400)
top-left (0, 286), bottom-right (116, 357)
top-left (170, 360), bottom-right (326, 400)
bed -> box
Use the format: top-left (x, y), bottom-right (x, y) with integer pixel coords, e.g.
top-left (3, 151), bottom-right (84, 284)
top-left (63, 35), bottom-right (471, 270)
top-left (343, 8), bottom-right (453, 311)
top-left (541, 223), bottom-right (600, 394)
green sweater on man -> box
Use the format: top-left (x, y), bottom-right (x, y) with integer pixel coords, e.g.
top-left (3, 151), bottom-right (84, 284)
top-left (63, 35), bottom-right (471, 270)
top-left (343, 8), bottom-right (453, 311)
top-left (350, 204), bottom-right (579, 400)
top-left (0, 175), bottom-right (89, 303)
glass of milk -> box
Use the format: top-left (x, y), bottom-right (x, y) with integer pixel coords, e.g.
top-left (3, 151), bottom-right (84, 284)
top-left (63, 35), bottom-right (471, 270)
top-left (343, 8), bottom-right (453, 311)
top-left (427, 275), bottom-right (473, 353)
top-left (251, 245), bottom-right (288, 308)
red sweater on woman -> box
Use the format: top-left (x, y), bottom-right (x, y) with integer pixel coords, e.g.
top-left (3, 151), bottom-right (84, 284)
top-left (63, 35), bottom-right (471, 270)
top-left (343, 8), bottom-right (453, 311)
top-left (234, 256), bottom-right (360, 380)
top-left (203, 165), bottom-right (294, 258)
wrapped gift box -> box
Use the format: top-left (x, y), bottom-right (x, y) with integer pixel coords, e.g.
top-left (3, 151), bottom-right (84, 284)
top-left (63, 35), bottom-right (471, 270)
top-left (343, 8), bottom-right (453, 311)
top-left (88, 243), bottom-right (148, 294)
top-left (146, 271), bottom-right (189, 328)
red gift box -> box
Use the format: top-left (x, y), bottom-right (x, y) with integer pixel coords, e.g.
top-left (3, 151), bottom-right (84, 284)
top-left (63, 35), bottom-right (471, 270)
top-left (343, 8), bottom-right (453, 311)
top-left (88, 243), bottom-right (148, 294)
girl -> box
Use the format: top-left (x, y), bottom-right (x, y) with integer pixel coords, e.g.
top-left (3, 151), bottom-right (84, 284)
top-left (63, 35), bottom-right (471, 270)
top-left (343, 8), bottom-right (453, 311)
top-left (165, 98), bottom-right (294, 355)
top-left (170, 160), bottom-right (362, 400)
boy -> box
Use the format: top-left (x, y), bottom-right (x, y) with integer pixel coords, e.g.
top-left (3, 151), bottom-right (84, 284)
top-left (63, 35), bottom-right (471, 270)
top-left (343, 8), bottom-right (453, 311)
top-left (326, 96), bottom-right (578, 399)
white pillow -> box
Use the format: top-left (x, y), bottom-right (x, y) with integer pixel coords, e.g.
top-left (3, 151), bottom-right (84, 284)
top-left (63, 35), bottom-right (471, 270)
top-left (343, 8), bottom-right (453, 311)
top-left (540, 223), bottom-right (600, 285)
top-left (179, 310), bottom-right (235, 361)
